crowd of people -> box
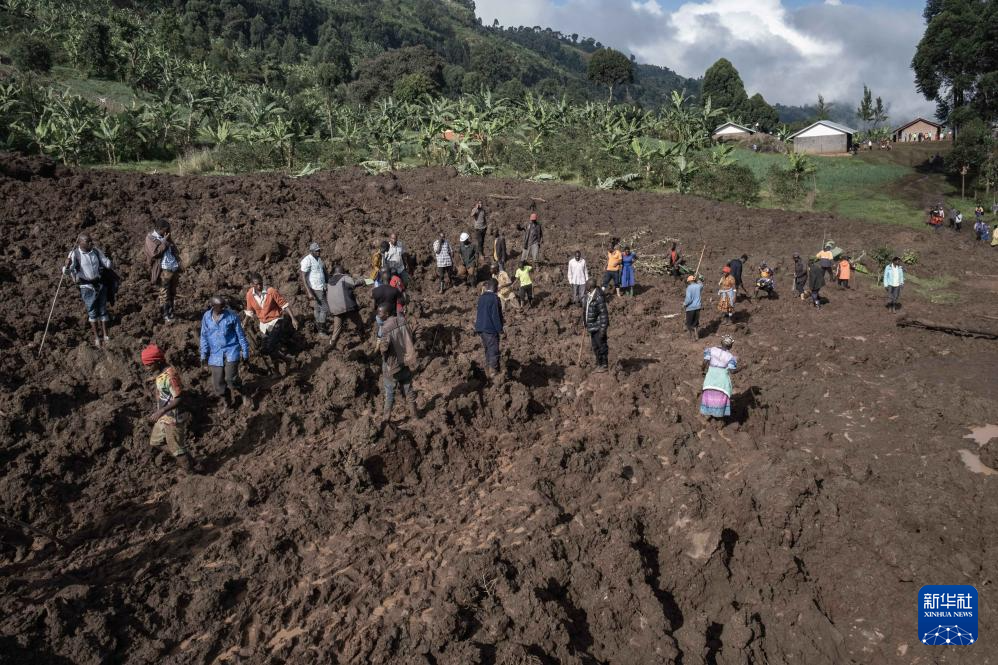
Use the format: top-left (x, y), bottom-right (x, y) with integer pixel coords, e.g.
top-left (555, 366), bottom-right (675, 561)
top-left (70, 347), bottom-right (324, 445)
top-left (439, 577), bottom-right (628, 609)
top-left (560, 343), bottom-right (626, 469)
top-left (56, 202), bottom-right (920, 470)
top-left (928, 203), bottom-right (998, 245)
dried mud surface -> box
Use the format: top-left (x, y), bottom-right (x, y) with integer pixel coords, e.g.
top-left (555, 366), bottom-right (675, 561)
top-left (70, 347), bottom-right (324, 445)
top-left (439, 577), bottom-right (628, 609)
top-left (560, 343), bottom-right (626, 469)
top-left (1, 155), bottom-right (996, 664)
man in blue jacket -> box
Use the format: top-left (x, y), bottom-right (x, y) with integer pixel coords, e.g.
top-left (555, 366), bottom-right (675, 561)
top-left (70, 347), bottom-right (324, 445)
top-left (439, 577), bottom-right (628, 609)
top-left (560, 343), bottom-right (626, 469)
top-left (200, 295), bottom-right (249, 409)
top-left (683, 275), bottom-right (703, 341)
top-left (474, 278), bottom-right (504, 377)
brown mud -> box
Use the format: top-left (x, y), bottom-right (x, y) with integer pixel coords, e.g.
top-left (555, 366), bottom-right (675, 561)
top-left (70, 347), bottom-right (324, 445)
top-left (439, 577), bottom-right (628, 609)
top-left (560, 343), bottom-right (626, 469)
top-left (1, 154), bottom-right (996, 664)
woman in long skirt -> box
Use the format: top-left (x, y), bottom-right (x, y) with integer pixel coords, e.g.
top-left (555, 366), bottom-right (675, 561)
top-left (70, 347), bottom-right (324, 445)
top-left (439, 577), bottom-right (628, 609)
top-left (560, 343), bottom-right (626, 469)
top-left (700, 335), bottom-right (740, 419)
top-left (717, 266), bottom-right (736, 325)
top-left (620, 247), bottom-right (636, 296)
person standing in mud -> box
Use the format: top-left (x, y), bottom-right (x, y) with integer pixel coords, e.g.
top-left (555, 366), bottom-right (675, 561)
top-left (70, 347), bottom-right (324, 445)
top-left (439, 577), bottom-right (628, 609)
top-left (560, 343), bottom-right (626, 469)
top-left (327, 265), bottom-right (366, 348)
top-left (583, 277), bottom-right (609, 372)
top-left (727, 254), bottom-right (750, 300)
top-left (368, 240), bottom-right (384, 283)
top-left (64, 233), bottom-right (114, 347)
top-left (299, 242), bottom-right (328, 337)
top-left (493, 228), bottom-right (509, 273)
top-left (495, 263), bottom-right (519, 311)
top-left (475, 278), bottom-right (504, 378)
top-left (144, 219), bottom-right (181, 324)
top-left (244, 273), bottom-right (296, 359)
top-left (458, 232), bottom-right (478, 287)
top-left (141, 343), bottom-right (193, 471)
top-left (374, 302), bottom-right (418, 423)
top-left (385, 233), bottom-right (409, 286)
top-left (883, 256), bottom-right (905, 312)
top-left (602, 239), bottom-right (622, 296)
top-left (200, 295), bottom-right (249, 410)
top-left (521, 213), bottom-right (542, 264)
top-left (471, 200), bottom-right (487, 257)
top-left (433, 232), bottom-right (455, 293)
top-left (699, 335), bottom-right (740, 421)
top-left (567, 250), bottom-right (589, 304)
top-left (668, 243), bottom-right (682, 282)
top-left (372, 269), bottom-right (403, 326)
top-left (683, 275), bottom-right (702, 341)
top-left (807, 258), bottom-right (825, 310)
top-left (792, 253), bottom-right (807, 300)
top-left (717, 266), bottom-right (736, 325)
top-left (514, 260), bottom-right (534, 307)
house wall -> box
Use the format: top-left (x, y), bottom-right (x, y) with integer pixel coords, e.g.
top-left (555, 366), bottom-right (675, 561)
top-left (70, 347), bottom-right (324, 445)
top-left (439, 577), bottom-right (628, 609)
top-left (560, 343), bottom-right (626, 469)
top-left (714, 125), bottom-right (750, 137)
top-left (793, 134), bottom-right (848, 154)
top-left (894, 121), bottom-right (944, 141)
top-left (794, 124), bottom-right (844, 138)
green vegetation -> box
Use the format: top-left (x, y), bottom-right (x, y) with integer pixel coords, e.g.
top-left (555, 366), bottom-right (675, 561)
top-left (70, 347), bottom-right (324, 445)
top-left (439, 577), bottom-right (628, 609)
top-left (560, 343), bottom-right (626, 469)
top-left (906, 274), bottom-right (960, 304)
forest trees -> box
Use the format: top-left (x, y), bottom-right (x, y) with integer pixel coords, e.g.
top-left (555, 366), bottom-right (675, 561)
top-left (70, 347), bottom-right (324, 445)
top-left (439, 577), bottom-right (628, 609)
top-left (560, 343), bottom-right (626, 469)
top-left (701, 58), bottom-right (778, 131)
top-left (587, 48), bottom-right (634, 103)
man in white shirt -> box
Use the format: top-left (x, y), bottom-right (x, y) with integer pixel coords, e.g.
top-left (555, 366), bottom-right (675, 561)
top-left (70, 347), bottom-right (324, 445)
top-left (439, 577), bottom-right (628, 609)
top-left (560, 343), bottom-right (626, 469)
top-left (299, 242), bottom-right (329, 336)
top-left (384, 232), bottom-right (409, 286)
top-left (567, 250), bottom-right (589, 304)
top-left (64, 233), bottom-right (113, 347)
top-left (883, 256), bottom-right (905, 312)
top-left (144, 219), bottom-right (181, 323)
top-left (432, 232), bottom-right (454, 293)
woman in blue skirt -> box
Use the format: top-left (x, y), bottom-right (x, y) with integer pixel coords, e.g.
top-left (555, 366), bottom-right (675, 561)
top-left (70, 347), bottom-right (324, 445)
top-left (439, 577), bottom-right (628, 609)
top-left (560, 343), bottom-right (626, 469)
top-left (620, 246), bottom-right (636, 296)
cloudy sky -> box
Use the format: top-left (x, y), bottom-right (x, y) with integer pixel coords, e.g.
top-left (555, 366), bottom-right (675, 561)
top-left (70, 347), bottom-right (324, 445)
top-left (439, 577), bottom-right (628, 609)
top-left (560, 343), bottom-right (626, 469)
top-left (475, 0), bottom-right (935, 120)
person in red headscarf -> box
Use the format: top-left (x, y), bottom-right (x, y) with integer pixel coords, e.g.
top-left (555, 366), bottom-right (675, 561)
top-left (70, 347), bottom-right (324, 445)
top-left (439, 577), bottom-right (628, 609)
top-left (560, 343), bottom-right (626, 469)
top-left (141, 343), bottom-right (192, 471)
top-left (717, 266), bottom-right (737, 325)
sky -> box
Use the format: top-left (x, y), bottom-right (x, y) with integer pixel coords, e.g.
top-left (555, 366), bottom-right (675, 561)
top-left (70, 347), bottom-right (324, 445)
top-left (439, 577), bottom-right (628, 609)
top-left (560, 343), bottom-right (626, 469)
top-left (474, 0), bottom-right (936, 122)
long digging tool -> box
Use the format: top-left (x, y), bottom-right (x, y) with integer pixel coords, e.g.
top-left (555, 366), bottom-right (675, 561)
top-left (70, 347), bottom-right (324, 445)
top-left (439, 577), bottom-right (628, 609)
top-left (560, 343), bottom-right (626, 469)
top-left (37, 271), bottom-right (66, 359)
top-left (0, 512), bottom-right (70, 550)
top-left (693, 245), bottom-right (707, 279)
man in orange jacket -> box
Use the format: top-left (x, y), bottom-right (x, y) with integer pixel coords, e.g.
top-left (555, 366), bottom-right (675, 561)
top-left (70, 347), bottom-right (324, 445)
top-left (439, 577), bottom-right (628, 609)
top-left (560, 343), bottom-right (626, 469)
top-left (244, 272), bottom-right (297, 357)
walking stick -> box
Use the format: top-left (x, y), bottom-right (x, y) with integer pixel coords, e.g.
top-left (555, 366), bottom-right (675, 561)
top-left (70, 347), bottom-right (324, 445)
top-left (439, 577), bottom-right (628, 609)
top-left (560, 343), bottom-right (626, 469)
top-left (38, 271), bottom-right (66, 359)
top-left (693, 245), bottom-right (707, 278)
top-left (576, 328), bottom-right (586, 365)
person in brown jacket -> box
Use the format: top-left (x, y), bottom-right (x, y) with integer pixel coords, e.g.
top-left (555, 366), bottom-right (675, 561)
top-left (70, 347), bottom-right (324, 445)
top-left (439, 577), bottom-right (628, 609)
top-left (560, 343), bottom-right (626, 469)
top-left (144, 219), bottom-right (181, 323)
top-left (374, 302), bottom-right (418, 423)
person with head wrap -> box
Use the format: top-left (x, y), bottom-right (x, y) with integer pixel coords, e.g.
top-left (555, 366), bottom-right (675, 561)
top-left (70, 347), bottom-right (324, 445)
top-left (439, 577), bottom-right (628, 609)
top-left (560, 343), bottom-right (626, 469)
top-left (717, 266), bottom-right (736, 325)
top-left (700, 335), bottom-right (741, 420)
top-left (141, 344), bottom-right (193, 471)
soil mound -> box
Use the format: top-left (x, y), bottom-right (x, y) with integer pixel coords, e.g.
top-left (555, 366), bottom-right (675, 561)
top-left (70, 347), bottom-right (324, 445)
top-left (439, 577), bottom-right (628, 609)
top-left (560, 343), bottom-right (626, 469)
top-left (1, 154), bottom-right (996, 664)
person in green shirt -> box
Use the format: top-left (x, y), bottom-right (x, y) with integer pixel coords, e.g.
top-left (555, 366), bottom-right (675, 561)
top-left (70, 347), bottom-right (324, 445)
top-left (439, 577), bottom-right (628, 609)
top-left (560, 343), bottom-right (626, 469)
top-left (514, 260), bottom-right (534, 308)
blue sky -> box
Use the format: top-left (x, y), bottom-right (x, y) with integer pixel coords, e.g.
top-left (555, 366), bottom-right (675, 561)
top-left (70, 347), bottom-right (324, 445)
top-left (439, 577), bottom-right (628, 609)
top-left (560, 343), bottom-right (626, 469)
top-left (475, 0), bottom-right (936, 120)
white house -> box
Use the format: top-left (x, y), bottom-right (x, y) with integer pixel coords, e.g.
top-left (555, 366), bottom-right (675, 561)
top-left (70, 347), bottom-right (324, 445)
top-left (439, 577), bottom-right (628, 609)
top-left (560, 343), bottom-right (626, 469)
top-left (712, 121), bottom-right (756, 141)
top-left (787, 120), bottom-right (857, 154)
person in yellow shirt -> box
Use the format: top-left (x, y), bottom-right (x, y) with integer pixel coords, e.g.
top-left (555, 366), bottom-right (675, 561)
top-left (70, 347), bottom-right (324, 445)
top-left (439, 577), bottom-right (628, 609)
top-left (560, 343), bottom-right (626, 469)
top-left (817, 244), bottom-right (835, 283)
top-left (514, 260), bottom-right (534, 307)
top-left (602, 240), bottom-right (623, 297)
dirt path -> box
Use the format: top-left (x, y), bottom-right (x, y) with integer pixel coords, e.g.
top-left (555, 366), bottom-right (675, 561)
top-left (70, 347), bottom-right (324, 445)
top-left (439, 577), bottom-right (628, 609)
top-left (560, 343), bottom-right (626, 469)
top-left (1, 155), bottom-right (996, 664)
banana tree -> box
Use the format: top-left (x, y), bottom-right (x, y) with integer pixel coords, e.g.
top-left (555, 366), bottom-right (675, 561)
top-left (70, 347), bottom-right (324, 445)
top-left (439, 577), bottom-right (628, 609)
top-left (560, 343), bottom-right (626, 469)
top-left (94, 114), bottom-right (123, 164)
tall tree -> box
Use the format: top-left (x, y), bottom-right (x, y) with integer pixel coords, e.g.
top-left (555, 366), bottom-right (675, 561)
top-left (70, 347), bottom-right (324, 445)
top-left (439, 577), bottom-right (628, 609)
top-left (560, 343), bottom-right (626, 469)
top-left (872, 96), bottom-right (889, 128)
top-left (856, 85), bottom-right (874, 127)
top-left (587, 48), bottom-right (634, 103)
top-left (747, 93), bottom-right (779, 132)
top-left (815, 94), bottom-right (830, 120)
top-left (701, 58), bottom-right (748, 117)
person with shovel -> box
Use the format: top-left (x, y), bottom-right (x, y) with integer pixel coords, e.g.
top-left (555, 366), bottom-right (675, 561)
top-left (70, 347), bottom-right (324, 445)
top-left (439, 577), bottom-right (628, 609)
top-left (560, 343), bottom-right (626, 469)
top-left (64, 233), bottom-right (114, 347)
top-left (141, 343), bottom-right (193, 472)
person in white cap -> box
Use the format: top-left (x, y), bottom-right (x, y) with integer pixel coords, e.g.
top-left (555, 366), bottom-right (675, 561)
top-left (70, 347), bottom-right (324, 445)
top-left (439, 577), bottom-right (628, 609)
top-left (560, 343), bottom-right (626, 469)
top-left (299, 241), bottom-right (328, 336)
top-left (458, 231), bottom-right (478, 287)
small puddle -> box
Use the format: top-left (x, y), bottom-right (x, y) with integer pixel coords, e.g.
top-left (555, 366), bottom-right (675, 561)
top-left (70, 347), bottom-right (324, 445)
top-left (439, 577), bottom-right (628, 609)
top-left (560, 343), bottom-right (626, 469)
top-left (963, 424), bottom-right (998, 447)
top-left (958, 449), bottom-right (996, 476)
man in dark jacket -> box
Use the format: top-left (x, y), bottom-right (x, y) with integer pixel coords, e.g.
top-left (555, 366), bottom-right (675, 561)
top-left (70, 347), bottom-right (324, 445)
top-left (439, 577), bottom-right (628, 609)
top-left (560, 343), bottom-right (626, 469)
top-left (493, 228), bottom-right (509, 273)
top-left (474, 278), bottom-right (504, 376)
top-left (727, 254), bottom-right (750, 300)
top-left (471, 200), bottom-right (487, 256)
top-left (326, 265), bottom-right (365, 348)
top-left (372, 269), bottom-right (403, 319)
top-left (583, 277), bottom-right (609, 372)
top-left (792, 253), bottom-right (807, 300)
top-left (521, 213), bottom-right (542, 263)
top-left (458, 232), bottom-right (478, 286)
top-left (374, 302), bottom-right (418, 423)
top-left (807, 258), bottom-right (825, 310)
top-left (144, 219), bottom-right (181, 323)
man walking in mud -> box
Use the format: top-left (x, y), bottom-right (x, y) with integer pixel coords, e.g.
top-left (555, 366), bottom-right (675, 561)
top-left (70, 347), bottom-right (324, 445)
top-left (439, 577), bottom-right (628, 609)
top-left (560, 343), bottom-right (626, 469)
top-left (385, 233), bottom-right (409, 286)
top-left (567, 250), bottom-right (588, 304)
top-left (374, 302), bottom-right (418, 423)
top-left (583, 277), bottom-right (609, 372)
top-left (144, 219), bottom-right (180, 324)
top-left (64, 233), bottom-right (114, 347)
top-left (493, 228), bottom-right (509, 273)
top-left (458, 232), bottom-right (478, 287)
top-left (792, 253), bottom-right (807, 300)
top-left (433, 232), bottom-right (455, 293)
top-left (883, 256), bottom-right (905, 312)
top-left (683, 275), bottom-right (702, 341)
top-left (521, 213), bottom-right (542, 264)
top-left (327, 265), bottom-right (365, 348)
top-left (141, 343), bottom-right (193, 471)
top-left (475, 278), bottom-right (504, 378)
top-left (244, 272), bottom-right (296, 360)
top-left (200, 295), bottom-right (249, 410)
top-left (727, 254), bottom-right (751, 300)
top-left (299, 242), bottom-right (328, 337)
top-left (471, 200), bottom-right (487, 257)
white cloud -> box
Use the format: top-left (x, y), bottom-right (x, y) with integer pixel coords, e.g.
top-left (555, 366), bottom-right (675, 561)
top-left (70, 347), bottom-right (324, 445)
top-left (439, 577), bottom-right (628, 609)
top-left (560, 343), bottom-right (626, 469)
top-left (474, 0), bottom-right (934, 120)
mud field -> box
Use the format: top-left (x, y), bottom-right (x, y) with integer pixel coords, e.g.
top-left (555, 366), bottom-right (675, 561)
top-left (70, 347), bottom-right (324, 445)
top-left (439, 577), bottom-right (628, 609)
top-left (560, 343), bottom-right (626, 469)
top-left (1, 154), bottom-right (996, 664)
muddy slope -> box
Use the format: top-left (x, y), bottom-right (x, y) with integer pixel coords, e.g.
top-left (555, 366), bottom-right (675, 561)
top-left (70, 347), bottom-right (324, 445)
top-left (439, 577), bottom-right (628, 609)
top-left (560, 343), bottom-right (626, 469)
top-left (1, 155), bottom-right (996, 664)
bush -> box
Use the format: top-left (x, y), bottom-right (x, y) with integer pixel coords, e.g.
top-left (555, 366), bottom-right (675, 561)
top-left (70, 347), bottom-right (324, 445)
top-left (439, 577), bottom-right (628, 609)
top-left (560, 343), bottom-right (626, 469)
top-left (11, 35), bottom-right (53, 73)
top-left (767, 164), bottom-right (805, 203)
top-left (691, 163), bottom-right (760, 205)
top-left (214, 142), bottom-right (284, 172)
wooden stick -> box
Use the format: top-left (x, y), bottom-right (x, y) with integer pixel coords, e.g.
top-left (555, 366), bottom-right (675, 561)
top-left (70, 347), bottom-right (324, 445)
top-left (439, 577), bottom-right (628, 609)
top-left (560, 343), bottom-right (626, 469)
top-left (693, 244), bottom-right (707, 277)
top-left (576, 328), bottom-right (586, 365)
top-left (0, 512), bottom-right (71, 550)
top-left (37, 271), bottom-right (66, 359)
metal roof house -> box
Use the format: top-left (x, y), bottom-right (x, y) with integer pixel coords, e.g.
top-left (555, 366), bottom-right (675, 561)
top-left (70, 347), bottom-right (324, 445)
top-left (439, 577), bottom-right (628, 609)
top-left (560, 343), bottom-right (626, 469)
top-left (891, 117), bottom-right (946, 142)
top-left (712, 121), bottom-right (756, 141)
top-left (788, 120), bottom-right (857, 154)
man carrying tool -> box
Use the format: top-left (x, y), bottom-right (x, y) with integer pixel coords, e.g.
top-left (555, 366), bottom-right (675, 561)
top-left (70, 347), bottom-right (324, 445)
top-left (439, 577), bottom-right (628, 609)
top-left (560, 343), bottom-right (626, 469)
top-left (327, 265), bottom-right (365, 348)
top-left (883, 256), bottom-right (905, 312)
top-left (299, 241), bottom-right (328, 337)
top-left (244, 272), bottom-right (297, 359)
top-left (458, 232), bottom-right (479, 287)
top-left (200, 295), bottom-right (249, 410)
top-left (471, 200), bottom-right (488, 257)
top-left (521, 213), bottom-right (542, 263)
top-left (141, 343), bottom-right (193, 471)
top-left (433, 232), bottom-right (455, 293)
top-left (583, 277), bottom-right (609, 373)
top-left (475, 278), bottom-right (504, 378)
top-left (144, 219), bottom-right (181, 324)
top-left (683, 275), bottom-right (703, 341)
top-left (64, 233), bottom-right (114, 347)
top-left (374, 302), bottom-right (418, 424)
top-left (567, 250), bottom-right (589, 304)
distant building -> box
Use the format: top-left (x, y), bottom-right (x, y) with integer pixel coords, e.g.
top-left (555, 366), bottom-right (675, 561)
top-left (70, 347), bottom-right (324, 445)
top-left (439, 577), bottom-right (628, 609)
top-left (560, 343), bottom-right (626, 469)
top-left (788, 120), bottom-right (857, 154)
top-left (892, 118), bottom-right (947, 142)
top-left (712, 121), bottom-right (756, 141)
